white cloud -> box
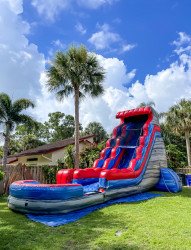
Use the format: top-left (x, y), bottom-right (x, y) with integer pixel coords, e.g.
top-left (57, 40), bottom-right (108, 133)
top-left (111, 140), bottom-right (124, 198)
top-left (77, 0), bottom-right (117, 9)
top-left (122, 44), bottom-right (136, 52)
top-left (75, 22), bottom-right (86, 35)
top-left (32, 54), bottom-right (135, 131)
top-left (52, 39), bottom-right (66, 49)
top-left (0, 0), bottom-right (45, 99)
top-left (88, 24), bottom-right (136, 54)
top-left (4, 0), bottom-right (23, 14)
top-left (96, 54), bottom-right (136, 88)
top-left (173, 32), bottom-right (191, 47)
top-left (31, 0), bottom-right (117, 21)
top-left (173, 32), bottom-right (191, 56)
top-left (88, 24), bottom-right (121, 50)
top-left (31, 0), bottom-right (69, 21)
top-left (1, 4), bottom-right (191, 135)
top-left (126, 32), bottom-right (191, 112)
top-left (130, 65), bottom-right (191, 113)
top-left (34, 32), bottom-right (191, 132)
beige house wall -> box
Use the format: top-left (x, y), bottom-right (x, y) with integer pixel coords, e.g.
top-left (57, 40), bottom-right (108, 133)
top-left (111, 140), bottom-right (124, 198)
top-left (17, 153), bottom-right (52, 166)
top-left (16, 140), bottom-right (93, 166)
top-left (51, 141), bottom-right (90, 164)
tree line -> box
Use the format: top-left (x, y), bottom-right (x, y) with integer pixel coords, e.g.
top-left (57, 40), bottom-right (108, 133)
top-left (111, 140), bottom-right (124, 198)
top-left (139, 100), bottom-right (191, 169)
top-left (0, 109), bottom-right (108, 156)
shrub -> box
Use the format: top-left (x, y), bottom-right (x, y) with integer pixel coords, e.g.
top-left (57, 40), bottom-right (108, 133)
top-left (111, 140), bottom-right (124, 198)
top-left (57, 145), bottom-right (75, 169)
top-left (79, 142), bottom-right (106, 169)
top-left (166, 144), bottom-right (187, 169)
top-left (0, 170), bottom-right (4, 181)
top-left (41, 165), bottom-right (63, 184)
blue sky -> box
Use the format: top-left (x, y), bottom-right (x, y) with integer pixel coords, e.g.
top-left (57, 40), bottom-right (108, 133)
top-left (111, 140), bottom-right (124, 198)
top-left (0, 0), bottom-right (191, 132)
top-left (22, 0), bottom-right (191, 84)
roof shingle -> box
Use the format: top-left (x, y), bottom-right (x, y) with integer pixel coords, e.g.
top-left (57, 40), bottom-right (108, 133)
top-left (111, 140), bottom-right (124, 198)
top-left (11, 135), bottom-right (94, 157)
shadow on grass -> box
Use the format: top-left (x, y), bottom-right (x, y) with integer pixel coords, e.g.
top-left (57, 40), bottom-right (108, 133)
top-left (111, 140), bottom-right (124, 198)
top-left (150, 186), bottom-right (191, 198)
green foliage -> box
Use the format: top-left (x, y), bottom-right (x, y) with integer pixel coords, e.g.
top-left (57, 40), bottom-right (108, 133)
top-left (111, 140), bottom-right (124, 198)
top-left (166, 144), bottom-right (187, 169)
top-left (79, 142), bottom-right (106, 168)
top-left (43, 112), bottom-right (82, 143)
top-left (58, 145), bottom-right (75, 169)
top-left (161, 122), bottom-right (187, 169)
top-left (46, 45), bottom-right (105, 100)
top-left (58, 141), bottom-right (106, 169)
top-left (138, 101), bottom-right (155, 108)
top-left (41, 165), bottom-right (64, 184)
top-left (165, 98), bottom-right (191, 135)
top-left (0, 93), bottom-right (35, 166)
top-left (9, 122), bottom-right (45, 154)
top-left (0, 93), bottom-right (35, 132)
top-left (0, 146), bottom-right (3, 158)
top-left (0, 170), bottom-right (4, 181)
top-left (8, 112), bottom-right (82, 154)
top-left (160, 123), bottom-right (186, 152)
top-left (162, 98), bottom-right (191, 167)
top-left (47, 45), bottom-right (105, 168)
top-left (84, 122), bottom-right (108, 143)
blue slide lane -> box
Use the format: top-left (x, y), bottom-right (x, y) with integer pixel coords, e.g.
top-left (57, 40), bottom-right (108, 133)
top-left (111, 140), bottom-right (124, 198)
top-left (99, 125), bottom-right (161, 189)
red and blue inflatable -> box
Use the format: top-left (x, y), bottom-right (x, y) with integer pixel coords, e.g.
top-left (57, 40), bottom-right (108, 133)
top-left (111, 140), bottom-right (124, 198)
top-left (8, 107), bottom-right (182, 214)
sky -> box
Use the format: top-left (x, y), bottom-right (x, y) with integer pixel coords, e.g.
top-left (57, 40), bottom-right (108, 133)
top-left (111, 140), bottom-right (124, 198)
top-left (0, 0), bottom-right (191, 132)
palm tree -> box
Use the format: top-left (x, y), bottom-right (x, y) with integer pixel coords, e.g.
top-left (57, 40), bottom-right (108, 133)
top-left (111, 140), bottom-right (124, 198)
top-left (47, 45), bottom-right (105, 168)
top-left (165, 99), bottom-right (191, 166)
top-left (138, 101), bottom-right (155, 108)
top-left (0, 93), bottom-right (35, 168)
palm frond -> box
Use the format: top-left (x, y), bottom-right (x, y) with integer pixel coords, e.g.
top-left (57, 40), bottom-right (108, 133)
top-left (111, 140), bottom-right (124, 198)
top-left (46, 45), bottom-right (105, 101)
top-left (46, 66), bottom-right (66, 91)
top-left (165, 99), bottom-right (191, 134)
top-left (13, 98), bottom-right (35, 113)
top-left (56, 86), bottom-right (74, 101)
top-left (13, 114), bottom-right (36, 126)
top-left (0, 93), bottom-right (12, 120)
top-left (138, 101), bottom-right (155, 108)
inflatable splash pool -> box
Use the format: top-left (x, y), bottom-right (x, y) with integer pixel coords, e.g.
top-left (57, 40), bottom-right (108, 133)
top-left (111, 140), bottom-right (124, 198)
top-left (8, 107), bottom-right (182, 214)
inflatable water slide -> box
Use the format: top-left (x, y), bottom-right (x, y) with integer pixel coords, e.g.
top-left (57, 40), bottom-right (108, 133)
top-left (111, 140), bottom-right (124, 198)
top-left (8, 107), bottom-right (182, 214)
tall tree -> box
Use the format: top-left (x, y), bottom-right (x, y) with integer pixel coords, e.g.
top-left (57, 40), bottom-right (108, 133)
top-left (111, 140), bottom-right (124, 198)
top-left (160, 123), bottom-right (187, 169)
top-left (0, 146), bottom-right (3, 158)
top-left (10, 122), bottom-right (45, 154)
top-left (0, 93), bottom-right (35, 168)
top-left (165, 99), bottom-right (191, 166)
top-left (84, 122), bottom-right (108, 143)
top-left (47, 46), bottom-right (105, 168)
top-left (43, 112), bottom-right (82, 142)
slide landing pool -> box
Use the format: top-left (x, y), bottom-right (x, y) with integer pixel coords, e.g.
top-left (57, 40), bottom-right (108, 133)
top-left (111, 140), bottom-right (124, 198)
top-left (8, 107), bottom-right (182, 214)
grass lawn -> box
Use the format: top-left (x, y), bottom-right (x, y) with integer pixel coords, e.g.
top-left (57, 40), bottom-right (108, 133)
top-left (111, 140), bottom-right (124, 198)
top-left (0, 188), bottom-right (191, 250)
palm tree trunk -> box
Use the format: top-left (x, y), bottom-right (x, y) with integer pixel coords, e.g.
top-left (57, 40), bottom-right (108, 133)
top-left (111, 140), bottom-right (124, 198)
top-left (74, 87), bottom-right (80, 169)
top-left (2, 123), bottom-right (10, 170)
top-left (185, 131), bottom-right (191, 166)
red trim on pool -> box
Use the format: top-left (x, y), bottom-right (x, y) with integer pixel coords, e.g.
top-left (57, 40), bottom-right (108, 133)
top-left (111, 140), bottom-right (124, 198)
top-left (12, 180), bottom-right (81, 188)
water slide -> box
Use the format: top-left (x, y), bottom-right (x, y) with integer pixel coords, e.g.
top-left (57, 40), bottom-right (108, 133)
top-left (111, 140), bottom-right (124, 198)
top-left (8, 107), bottom-right (182, 214)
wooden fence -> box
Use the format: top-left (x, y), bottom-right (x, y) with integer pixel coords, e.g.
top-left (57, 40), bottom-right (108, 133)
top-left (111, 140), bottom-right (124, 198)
top-left (175, 168), bottom-right (191, 174)
top-left (3, 165), bottom-right (190, 194)
top-left (3, 164), bottom-right (59, 194)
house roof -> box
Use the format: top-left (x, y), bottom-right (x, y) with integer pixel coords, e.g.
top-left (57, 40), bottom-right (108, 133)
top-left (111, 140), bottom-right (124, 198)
top-left (11, 134), bottom-right (94, 158)
top-left (0, 156), bottom-right (18, 164)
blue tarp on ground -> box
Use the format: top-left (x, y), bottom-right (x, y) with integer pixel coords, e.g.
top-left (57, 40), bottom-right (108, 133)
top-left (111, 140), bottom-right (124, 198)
top-left (27, 192), bottom-right (162, 227)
